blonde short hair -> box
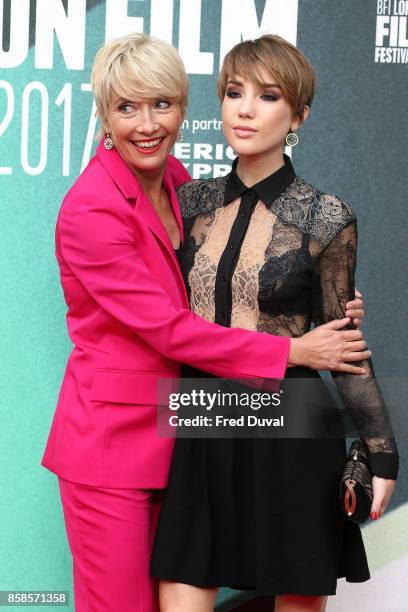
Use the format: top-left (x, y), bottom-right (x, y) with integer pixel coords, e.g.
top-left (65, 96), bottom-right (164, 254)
top-left (217, 34), bottom-right (315, 120)
top-left (91, 33), bottom-right (189, 132)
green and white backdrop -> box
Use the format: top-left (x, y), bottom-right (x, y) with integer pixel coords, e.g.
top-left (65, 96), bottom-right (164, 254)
top-left (1, 1), bottom-right (407, 610)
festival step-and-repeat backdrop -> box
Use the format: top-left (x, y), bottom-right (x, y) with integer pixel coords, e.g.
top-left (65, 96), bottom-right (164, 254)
top-left (1, 1), bottom-right (407, 610)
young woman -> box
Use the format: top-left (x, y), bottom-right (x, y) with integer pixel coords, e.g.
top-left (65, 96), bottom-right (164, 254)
top-left (151, 35), bottom-right (399, 612)
top-left (41, 34), bottom-right (369, 612)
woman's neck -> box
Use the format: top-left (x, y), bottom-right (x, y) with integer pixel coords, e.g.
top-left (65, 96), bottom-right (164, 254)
top-left (132, 166), bottom-right (166, 208)
top-left (235, 147), bottom-right (285, 187)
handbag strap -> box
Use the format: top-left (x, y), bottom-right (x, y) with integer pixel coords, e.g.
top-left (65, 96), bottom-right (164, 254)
top-left (344, 478), bottom-right (357, 516)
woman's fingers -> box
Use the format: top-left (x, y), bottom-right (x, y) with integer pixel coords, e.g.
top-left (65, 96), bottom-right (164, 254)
top-left (346, 287), bottom-right (363, 311)
top-left (370, 495), bottom-right (383, 518)
top-left (318, 321), bottom-right (364, 340)
top-left (345, 300), bottom-right (363, 310)
top-left (344, 340), bottom-right (368, 352)
top-left (346, 288), bottom-right (363, 307)
top-left (370, 477), bottom-right (396, 519)
top-left (346, 287), bottom-right (364, 327)
top-left (298, 320), bottom-right (371, 371)
top-left (345, 307), bottom-right (364, 320)
top-left (322, 317), bottom-right (351, 329)
top-left (340, 329), bottom-right (363, 341)
top-left (334, 363), bottom-right (366, 374)
top-left (342, 349), bottom-right (372, 362)
top-left (371, 482), bottom-right (385, 519)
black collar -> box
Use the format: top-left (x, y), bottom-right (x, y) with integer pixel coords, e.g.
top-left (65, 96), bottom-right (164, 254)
top-left (224, 153), bottom-right (296, 207)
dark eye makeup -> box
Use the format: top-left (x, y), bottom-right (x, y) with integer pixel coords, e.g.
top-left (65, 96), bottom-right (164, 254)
top-left (225, 88), bottom-right (280, 102)
top-left (261, 93), bottom-right (280, 101)
top-left (225, 89), bottom-right (241, 98)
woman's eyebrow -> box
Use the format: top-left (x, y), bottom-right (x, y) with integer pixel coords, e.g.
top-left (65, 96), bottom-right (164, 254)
top-left (260, 82), bottom-right (281, 89)
top-left (227, 79), bottom-right (281, 90)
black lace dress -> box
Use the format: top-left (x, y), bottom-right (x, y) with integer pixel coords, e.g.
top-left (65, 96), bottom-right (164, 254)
top-left (150, 155), bottom-right (399, 596)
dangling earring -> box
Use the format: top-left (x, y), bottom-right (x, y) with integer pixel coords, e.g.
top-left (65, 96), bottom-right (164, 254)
top-left (177, 130), bottom-right (183, 142)
top-left (285, 131), bottom-right (299, 147)
top-left (104, 132), bottom-right (114, 150)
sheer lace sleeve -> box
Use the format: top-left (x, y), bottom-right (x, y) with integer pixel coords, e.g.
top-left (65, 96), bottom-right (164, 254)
top-left (313, 218), bottom-right (399, 480)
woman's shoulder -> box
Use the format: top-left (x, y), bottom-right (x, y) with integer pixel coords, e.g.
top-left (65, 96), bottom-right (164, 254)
top-left (276, 176), bottom-right (357, 247)
top-left (176, 175), bottom-right (229, 218)
top-left (63, 156), bottom-right (109, 202)
top-left (59, 156), bottom-right (128, 227)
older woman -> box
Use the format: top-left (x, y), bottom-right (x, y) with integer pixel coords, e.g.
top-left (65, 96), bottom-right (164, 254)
top-left (41, 34), bottom-right (370, 611)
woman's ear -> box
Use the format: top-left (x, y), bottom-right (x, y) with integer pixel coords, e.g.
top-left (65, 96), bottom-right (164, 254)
top-left (302, 105), bottom-right (310, 123)
top-left (291, 105), bottom-right (310, 131)
top-left (303, 105), bottom-right (310, 122)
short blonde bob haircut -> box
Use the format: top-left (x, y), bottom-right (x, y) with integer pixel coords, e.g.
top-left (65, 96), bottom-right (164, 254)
top-left (218, 34), bottom-right (316, 120)
top-left (91, 33), bottom-right (189, 132)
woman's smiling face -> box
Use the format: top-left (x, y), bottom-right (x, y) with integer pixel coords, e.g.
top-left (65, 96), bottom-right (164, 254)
top-left (105, 95), bottom-right (181, 176)
top-left (221, 66), bottom-right (304, 159)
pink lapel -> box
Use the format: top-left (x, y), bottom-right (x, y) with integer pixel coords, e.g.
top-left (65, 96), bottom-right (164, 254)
top-left (136, 187), bottom-right (189, 306)
top-left (163, 166), bottom-right (185, 245)
top-left (96, 140), bottom-right (189, 305)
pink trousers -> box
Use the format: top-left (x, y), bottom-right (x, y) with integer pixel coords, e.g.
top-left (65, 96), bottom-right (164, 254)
top-left (58, 477), bottom-right (164, 612)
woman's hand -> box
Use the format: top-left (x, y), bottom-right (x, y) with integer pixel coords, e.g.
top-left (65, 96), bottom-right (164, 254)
top-left (288, 317), bottom-right (371, 373)
top-left (370, 476), bottom-right (396, 519)
top-left (345, 288), bottom-right (364, 328)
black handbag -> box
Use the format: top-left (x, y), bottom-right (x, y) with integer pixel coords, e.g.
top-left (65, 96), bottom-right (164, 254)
top-left (339, 439), bottom-right (373, 524)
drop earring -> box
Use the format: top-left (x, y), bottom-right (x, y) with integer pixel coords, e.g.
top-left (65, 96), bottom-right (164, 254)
top-left (177, 130), bottom-right (184, 142)
top-left (285, 131), bottom-right (299, 147)
top-left (104, 132), bottom-right (114, 150)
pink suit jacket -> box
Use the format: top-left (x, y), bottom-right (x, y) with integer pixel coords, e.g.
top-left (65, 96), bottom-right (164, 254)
top-left (41, 140), bottom-right (290, 488)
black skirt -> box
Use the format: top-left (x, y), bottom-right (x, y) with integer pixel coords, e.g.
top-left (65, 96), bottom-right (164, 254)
top-left (150, 367), bottom-right (370, 596)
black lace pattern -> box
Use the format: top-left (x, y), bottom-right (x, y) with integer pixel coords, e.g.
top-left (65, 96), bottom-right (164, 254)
top-left (176, 174), bottom-right (399, 480)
